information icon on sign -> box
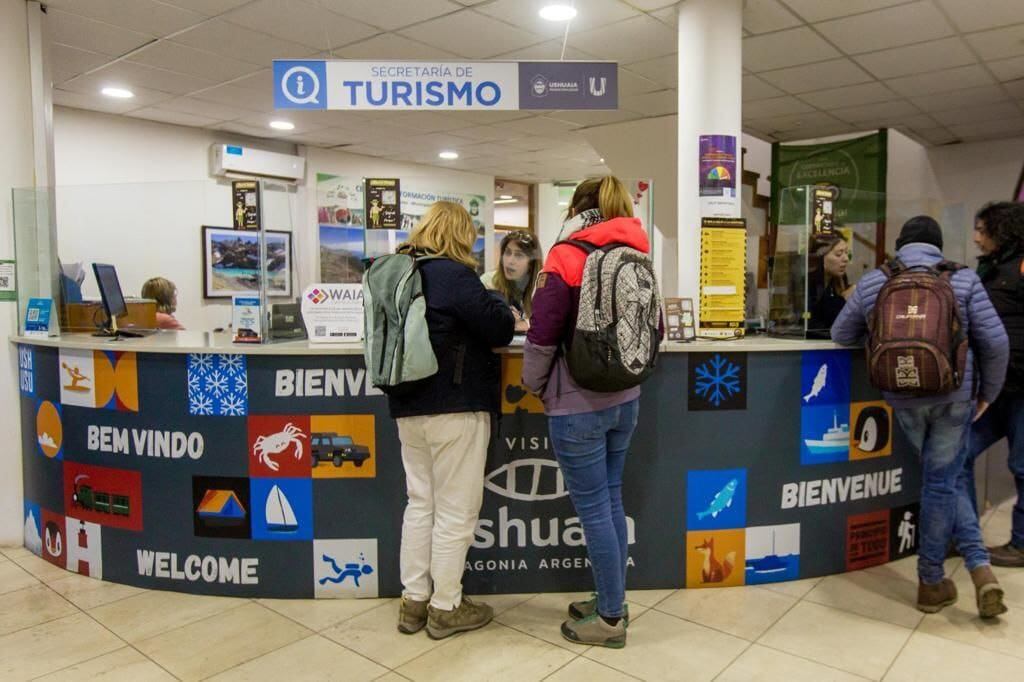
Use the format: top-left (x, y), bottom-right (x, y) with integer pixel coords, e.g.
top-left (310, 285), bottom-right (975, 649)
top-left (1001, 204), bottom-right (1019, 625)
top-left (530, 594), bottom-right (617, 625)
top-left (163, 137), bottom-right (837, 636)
top-left (281, 66), bottom-right (321, 105)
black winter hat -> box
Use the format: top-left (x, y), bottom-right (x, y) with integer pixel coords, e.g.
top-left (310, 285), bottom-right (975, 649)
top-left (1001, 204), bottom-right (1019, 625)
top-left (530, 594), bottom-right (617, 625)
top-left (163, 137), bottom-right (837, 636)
top-left (896, 215), bottom-right (943, 250)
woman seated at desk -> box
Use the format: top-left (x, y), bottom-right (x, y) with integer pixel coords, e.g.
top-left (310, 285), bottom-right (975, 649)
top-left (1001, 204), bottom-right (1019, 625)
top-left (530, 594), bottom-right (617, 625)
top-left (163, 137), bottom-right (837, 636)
top-left (807, 232), bottom-right (852, 338)
top-left (141, 276), bottom-right (185, 331)
top-left (481, 230), bottom-right (540, 334)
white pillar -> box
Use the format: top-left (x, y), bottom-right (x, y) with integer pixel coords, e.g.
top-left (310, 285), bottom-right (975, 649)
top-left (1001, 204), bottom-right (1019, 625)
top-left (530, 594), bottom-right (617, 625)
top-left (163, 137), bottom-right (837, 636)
top-left (0, 0), bottom-right (37, 545)
top-left (676, 0), bottom-right (743, 314)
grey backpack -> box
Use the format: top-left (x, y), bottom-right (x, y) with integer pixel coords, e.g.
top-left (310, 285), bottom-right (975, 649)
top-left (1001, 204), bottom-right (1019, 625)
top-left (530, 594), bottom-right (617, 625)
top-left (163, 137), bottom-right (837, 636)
top-left (561, 240), bottom-right (662, 392)
top-left (362, 252), bottom-right (438, 392)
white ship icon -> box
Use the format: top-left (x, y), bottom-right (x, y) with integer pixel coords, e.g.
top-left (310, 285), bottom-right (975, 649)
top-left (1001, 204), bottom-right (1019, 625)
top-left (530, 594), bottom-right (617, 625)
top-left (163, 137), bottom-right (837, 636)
top-left (804, 411), bottom-right (849, 456)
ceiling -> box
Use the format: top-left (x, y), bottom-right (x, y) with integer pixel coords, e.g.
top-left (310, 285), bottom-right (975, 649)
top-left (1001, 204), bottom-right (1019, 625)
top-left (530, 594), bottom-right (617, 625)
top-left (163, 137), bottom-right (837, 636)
top-left (45, 0), bottom-right (1024, 182)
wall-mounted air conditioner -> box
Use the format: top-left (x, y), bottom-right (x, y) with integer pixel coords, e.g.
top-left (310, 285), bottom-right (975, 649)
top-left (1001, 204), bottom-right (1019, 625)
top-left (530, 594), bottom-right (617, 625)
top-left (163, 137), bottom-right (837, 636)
top-left (210, 144), bottom-right (306, 183)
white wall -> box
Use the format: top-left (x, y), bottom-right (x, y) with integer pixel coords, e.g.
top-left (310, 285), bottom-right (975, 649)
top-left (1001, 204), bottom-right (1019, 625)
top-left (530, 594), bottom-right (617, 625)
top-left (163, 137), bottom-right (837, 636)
top-left (1, 0), bottom-right (34, 545)
top-left (742, 133), bottom-right (772, 197)
top-left (53, 107), bottom-right (302, 332)
top-left (494, 203), bottom-right (528, 228)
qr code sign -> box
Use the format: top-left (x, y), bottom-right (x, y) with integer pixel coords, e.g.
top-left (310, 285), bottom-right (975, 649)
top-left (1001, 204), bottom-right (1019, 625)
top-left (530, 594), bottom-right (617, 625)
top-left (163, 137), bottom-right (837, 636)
top-left (315, 326), bottom-right (326, 337)
top-left (27, 308), bottom-right (40, 321)
top-left (0, 276), bottom-right (9, 289)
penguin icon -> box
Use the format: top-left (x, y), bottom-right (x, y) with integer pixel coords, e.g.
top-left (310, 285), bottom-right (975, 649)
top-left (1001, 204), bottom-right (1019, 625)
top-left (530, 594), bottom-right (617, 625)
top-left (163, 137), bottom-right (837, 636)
top-left (854, 406), bottom-right (890, 453)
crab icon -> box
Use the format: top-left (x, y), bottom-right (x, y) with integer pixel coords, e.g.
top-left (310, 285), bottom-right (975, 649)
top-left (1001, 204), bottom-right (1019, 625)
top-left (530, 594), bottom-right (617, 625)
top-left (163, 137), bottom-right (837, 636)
top-left (252, 423), bottom-right (306, 472)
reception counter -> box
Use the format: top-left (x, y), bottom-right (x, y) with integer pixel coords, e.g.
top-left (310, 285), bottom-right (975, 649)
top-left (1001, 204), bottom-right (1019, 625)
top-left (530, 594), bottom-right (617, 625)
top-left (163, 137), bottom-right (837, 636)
top-left (15, 332), bottom-right (920, 599)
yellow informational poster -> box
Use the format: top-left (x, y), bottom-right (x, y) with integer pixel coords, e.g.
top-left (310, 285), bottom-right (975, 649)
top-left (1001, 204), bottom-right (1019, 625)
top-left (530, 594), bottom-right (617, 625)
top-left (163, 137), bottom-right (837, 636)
top-left (699, 217), bottom-right (747, 338)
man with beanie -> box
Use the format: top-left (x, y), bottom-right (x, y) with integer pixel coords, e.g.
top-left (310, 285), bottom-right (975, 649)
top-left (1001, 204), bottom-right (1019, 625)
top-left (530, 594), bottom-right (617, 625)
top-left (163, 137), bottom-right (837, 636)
top-left (831, 216), bottom-right (1010, 618)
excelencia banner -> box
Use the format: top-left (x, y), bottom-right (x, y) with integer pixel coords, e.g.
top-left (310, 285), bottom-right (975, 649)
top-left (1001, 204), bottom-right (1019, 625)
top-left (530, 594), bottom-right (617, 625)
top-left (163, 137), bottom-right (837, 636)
top-left (273, 60), bottom-right (618, 111)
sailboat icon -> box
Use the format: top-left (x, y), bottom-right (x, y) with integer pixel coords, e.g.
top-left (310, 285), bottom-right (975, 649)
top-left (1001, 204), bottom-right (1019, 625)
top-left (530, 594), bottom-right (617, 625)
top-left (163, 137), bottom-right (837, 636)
top-left (265, 485), bottom-right (299, 532)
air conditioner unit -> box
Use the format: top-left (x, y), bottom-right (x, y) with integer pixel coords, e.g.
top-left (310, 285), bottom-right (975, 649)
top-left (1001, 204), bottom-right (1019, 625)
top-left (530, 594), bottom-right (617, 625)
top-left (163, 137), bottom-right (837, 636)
top-left (211, 144), bottom-right (306, 183)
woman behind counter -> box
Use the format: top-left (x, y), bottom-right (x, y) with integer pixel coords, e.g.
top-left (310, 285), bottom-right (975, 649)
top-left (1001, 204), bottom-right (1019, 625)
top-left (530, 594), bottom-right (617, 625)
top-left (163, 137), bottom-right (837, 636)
top-left (481, 230), bottom-right (539, 334)
top-left (807, 232), bottom-right (852, 338)
top-left (141, 277), bottom-right (185, 331)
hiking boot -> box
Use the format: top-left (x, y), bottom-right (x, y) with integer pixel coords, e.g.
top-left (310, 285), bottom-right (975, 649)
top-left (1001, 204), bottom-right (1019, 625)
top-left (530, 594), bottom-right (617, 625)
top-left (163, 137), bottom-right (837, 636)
top-left (917, 578), bottom-right (958, 613)
top-left (561, 614), bottom-right (627, 648)
top-left (970, 565), bottom-right (1008, 619)
top-left (426, 596), bottom-right (493, 640)
top-left (568, 594), bottom-right (630, 626)
top-left (988, 542), bottom-right (1024, 568)
top-left (397, 596), bottom-right (428, 634)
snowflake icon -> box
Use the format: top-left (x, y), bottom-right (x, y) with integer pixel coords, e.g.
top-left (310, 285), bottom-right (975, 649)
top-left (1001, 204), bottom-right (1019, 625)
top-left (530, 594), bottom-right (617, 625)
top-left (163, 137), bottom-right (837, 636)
top-left (219, 354), bottom-right (244, 376)
top-left (189, 394), bottom-right (214, 416)
top-left (188, 353), bottom-right (213, 374)
top-left (234, 375), bottom-right (248, 396)
top-left (694, 354), bottom-right (743, 407)
top-left (205, 371), bottom-right (229, 398)
top-left (187, 373), bottom-right (201, 394)
top-left (219, 393), bottom-right (246, 416)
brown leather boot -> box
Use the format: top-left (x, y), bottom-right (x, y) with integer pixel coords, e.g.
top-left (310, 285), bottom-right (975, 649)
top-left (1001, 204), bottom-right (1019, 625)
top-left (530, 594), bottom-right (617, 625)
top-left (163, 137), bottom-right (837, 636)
top-left (970, 565), bottom-right (1009, 619)
top-left (917, 578), bottom-right (958, 613)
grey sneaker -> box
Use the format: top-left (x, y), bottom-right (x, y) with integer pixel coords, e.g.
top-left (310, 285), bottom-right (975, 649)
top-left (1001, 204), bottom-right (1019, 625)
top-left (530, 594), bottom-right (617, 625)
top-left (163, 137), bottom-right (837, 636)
top-left (561, 614), bottom-right (627, 648)
top-left (568, 595), bottom-right (630, 626)
top-left (988, 542), bottom-right (1024, 568)
top-left (426, 596), bottom-right (493, 640)
top-left (397, 596), bottom-right (428, 634)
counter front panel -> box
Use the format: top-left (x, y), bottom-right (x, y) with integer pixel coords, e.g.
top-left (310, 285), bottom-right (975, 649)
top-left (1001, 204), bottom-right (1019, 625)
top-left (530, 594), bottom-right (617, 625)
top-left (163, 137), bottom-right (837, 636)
top-left (17, 340), bottom-right (921, 598)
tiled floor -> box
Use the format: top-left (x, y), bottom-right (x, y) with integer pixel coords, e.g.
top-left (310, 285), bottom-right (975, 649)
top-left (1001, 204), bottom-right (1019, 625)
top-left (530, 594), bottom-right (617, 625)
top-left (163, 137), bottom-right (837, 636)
top-left (1, 500), bottom-right (1022, 681)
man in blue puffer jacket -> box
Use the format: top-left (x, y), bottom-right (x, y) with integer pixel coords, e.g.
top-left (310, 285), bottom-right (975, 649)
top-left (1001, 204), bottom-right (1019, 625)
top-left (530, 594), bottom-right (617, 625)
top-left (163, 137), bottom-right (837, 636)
top-left (832, 216), bottom-right (1009, 619)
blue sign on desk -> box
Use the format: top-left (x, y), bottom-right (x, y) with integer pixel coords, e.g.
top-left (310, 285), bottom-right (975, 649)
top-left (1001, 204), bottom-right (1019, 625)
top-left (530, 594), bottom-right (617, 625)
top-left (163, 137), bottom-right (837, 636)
top-left (24, 297), bottom-right (54, 337)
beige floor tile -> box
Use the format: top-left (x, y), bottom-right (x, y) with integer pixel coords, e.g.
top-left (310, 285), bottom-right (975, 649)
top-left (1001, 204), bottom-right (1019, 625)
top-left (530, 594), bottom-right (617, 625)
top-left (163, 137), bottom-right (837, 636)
top-left (374, 674), bottom-right (412, 681)
top-left (804, 571), bottom-right (924, 629)
top-left (47, 574), bottom-right (144, 610)
top-left (716, 644), bottom-right (867, 682)
top-left (34, 646), bottom-right (177, 681)
top-left (584, 609), bottom-right (747, 681)
top-left (496, 592), bottom-right (611, 653)
top-left (757, 577), bottom-right (822, 600)
top-left (134, 602), bottom-right (312, 681)
top-left (473, 592), bottom-right (535, 615)
top-left (89, 589), bottom-right (249, 643)
top-left (0, 560), bottom-right (41, 595)
top-left (885, 631), bottom-right (1024, 681)
top-left (256, 597), bottom-right (392, 631)
top-left (624, 588), bottom-right (677, 607)
top-left (655, 584), bottom-right (796, 641)
top-left (544, 656), bottom-right (639, 681)
top-left (0, 612), bottom-right (124, 680)
top-left (916, 597), bottom-right (1024, 661)
top-left (395, 622), bottom-right (575, 682)
top-left (207, 634), bottom-right (387, 681)
top-left (758, 601), bottom-right (912, 680)
top-left (321, 600), bottom-right (445, 669)
top-left (8, 551), bottom-right (74, 583)
top-left (1, 546), bottom-right (30, 559)
top-left (0, 583), bottom-right (79, 635)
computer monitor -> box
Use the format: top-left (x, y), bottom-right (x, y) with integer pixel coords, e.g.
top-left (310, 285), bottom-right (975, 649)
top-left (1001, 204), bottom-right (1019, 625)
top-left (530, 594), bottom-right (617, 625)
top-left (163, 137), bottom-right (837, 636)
top-left (92, 263), bottom-right (127, 333)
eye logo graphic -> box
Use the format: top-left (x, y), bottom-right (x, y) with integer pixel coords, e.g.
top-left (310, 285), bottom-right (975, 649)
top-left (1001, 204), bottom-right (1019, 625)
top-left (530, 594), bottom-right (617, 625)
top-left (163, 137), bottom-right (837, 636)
top-left (485, 459), bottom-right (567, 501)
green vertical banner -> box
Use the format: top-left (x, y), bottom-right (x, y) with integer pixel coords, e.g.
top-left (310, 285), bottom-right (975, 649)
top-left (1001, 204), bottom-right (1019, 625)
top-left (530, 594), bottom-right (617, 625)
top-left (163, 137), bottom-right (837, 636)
top-left (771, 130), bottom-right (887, 228)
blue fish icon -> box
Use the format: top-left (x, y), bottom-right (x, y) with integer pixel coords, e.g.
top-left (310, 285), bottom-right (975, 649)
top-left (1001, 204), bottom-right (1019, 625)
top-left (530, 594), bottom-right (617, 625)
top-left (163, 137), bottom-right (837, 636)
top-left (697, 479), bottom-right (738, 520)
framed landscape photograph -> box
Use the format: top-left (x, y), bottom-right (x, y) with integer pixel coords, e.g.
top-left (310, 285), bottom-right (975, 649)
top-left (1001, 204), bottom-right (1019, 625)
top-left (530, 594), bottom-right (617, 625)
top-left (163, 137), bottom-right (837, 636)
top-left (202, 226), bottom-right (292, 299)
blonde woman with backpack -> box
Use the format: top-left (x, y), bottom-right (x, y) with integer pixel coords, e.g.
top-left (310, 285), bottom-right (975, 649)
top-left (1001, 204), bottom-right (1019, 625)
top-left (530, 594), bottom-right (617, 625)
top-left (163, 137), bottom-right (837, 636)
top-left (523, 177), bottom-right (662, 648)
top-left (380, 201), bottom-right (515, 639)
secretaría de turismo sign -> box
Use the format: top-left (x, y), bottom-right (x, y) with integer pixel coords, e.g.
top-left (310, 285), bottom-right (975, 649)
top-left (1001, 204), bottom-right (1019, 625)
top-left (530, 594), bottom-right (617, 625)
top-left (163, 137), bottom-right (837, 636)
top-left (273, 60), bottom-right (618, 111)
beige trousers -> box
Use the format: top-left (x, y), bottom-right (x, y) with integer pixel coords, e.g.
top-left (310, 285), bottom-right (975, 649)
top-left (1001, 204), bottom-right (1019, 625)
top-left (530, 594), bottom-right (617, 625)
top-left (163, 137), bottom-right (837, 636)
top-left (397, 411), bottom-right (490, 610)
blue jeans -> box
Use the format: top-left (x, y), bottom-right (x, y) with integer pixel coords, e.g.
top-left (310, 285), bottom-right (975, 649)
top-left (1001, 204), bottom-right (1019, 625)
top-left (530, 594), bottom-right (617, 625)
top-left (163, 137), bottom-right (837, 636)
top-left (548, 399), bottom-right (639, 619)
top-left (960, 393), bottom-right (1024, 548)
top-left (895, 401), bottom-right (989, 583)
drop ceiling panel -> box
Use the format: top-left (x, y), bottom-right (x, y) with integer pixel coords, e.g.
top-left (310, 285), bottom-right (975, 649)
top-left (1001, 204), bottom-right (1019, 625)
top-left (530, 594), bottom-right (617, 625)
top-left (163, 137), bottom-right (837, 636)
top-left (743, 0), bottom-right (801, 35)
top-left (43, 0), bottom-right (206, 37)
top-left (649, 6), bottom-right (678, 27)
top-left (396, 11), bottom-right (544, 59)
top-left (796, 81), bottom-right (900, 109)
top-left (621, 89), bottom-right (677, 117)
top-left (948, 116), bottom-right (1024, 140)
top-left (544, 109), bottom-right (644, 128)
top-left (61, 61), bottom-right (218, 98)
top-left (964, 24), bottom-right (1024, 61)
top-left (932, 102), bottom-right (1023, 126)
top-left (988, 56), bottom-right (1024, 83)
top-left (50, 44), bottom-right (112, 86)
top-left (127, 107), bottom-right (219, 127)
top-left (128, 41), bottom-right (262, 81)
top-left (935, 0), bottom-right (1024, 34)
top-left (314, 0), bottom-right (462, 31)
top-left (778, 0), bottom-right (908, 23)
top-left (448, 125), bottom-right (515, 141)
top-left (909, 84), bottom-right (1011, 112)
top-left (625, 0), bottom-right (679, 10)
top-left (743, 27), bottom-right (841, 72)
top-left (334, 33), bottom-right (461, 60)
top-left (53, 88), bottom-right (152, 115)
top-left (815, 2), bottom-right (954, 55)
top-left (830, 99), bottom-right (921, 124)
top-left (191, 84), bottom-right (276, 113)
top-left (160, 96), bottom-right (258, 121)
top-left (884, 64), bottom-right (995, 96)
top-left (618, 68), bottom-right (664, 96)
top-left (387, 112), bottom-right (475, 133)
top-left (48, 9), bottom-right (155, 57)
top-left (624, 55), bottom-right (677, 89)
top-left (758, 58), bottom-right (874, 94)
top-left (491, 39), bottom-right (598, 61)
top-left (911, 127), bottom-right (960, 145)
top-left (854, 37), bottom-right (976, 80)
top-left (475, 0), bottom-right (640, 37)
top-left (748, 110), bottom-right (849, 133)
top-left (157, 0), bottom-right (252, 16)
top-left (498, 116), bottom-right (581, 136)
top-left (742, 75), bottom-right (785, 101)
top-left (224, 0), bottom-right (380, 52)
top-left (171, 19), bottom-right (317, 65)
top-left (567, 15), bottom-right (678, 64)
top-left (743, 96), bottom-right (815, 118)
top-left (1005, 80), bottom-right (1024, 100)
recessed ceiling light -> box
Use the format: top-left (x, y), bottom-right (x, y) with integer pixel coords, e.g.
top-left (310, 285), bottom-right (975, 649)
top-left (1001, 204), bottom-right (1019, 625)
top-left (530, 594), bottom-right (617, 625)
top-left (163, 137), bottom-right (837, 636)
top-left (499, 194), bottom-right (513, 199)
top-left (439, 150), bottom-right (459, 160)
top-left (599, 158), bottom-right (605, 163)
top-left (101, 87), bottom-right (134, 99)
top-left (269, 120), bottom-right (295, 130)
top-left (539, 4), bottom-right (577, 21)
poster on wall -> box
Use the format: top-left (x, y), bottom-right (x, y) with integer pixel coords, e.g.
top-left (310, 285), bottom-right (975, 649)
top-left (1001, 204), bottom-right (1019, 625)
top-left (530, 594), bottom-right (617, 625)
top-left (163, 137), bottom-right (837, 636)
top-left (202, 226), bottom-right (292, 298)
top-left (0, 260), bottom-right (16, 301)
top-left (319, 226), bottom-right (366, 284)
top-left (699, 135), bottom-right (738, 217)
top-left (232, 180), bottom-right (261, 230)
top-left (400, 189), bottom-right (488, 275)
top-left (812, 186), bottom-right (838, 234)
top-left (699, 218), bottom-right (747, 338)
top-left (301, 283), bottom-right (364, 343)
top-left (317, 174), bottom-right (364, 227)
top-left (364, 178), bottom-right (400, 230)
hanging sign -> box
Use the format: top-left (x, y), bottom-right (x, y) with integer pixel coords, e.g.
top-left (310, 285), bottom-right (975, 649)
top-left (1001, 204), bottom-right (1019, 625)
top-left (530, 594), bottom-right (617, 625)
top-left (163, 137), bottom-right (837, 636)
top-left (232, 180), bottom-right (261, 230)
top-left (273, 60), bottom-right (618, 111)
top-left (364, 178), bottom-right (401, 230)
top-left (301, 284), bottom-right (364, 343)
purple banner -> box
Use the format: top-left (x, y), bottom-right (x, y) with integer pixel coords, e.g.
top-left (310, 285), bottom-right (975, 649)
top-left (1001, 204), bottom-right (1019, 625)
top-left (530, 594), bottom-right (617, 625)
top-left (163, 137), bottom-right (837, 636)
top-left (518, 61), bottom-right (618, 110)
